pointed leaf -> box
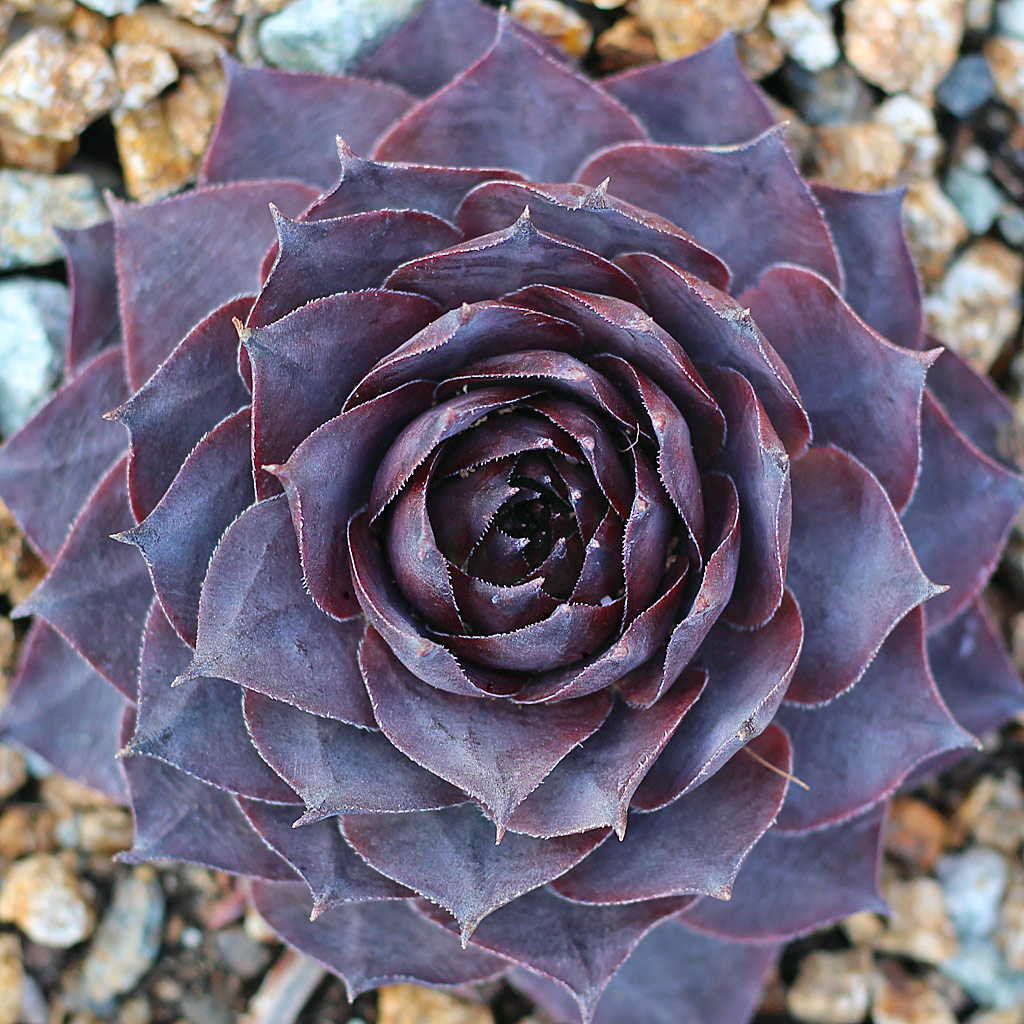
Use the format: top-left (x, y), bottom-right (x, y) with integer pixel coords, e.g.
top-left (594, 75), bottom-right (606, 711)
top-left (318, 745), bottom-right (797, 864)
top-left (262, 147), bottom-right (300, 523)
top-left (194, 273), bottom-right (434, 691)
top-left (742, 265), bottom-right (934, 511)
top-left (186, 496), bottom-right (375, 725)
top-left (681, 806), bottom-right (887, 941)
top-left (785, 446), bottom-right (939, 704)
top-left (552, 725), bottom-right (790, 903)
top-left (360, 627), bottom-right (613, 829)
top-left (342, 804), bottom-right (608, 938)
top-left (373, 20), bottom-right (645, 179)
top-left (578, 129), bottom-right (841, 294)
top-left (14, 458), bottom-right (151, 698)
top-left (1, 623), bottom-right (128, 801)
top-left (252, 881), bottom-right (506, 997)
top-left (0, 347), bottom-right (127, 563)
top-left (244, 690), bottom-right (464, 823)
top-left (113, 181), bottom-right (318, 390)
top-left (201, 58), bottom-right (414, 187)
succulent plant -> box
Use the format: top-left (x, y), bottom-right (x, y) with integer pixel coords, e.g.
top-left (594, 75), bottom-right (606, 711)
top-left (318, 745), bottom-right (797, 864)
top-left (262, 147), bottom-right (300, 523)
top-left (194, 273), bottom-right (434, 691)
top-left (1, 1), bottom-right (1023, 1021)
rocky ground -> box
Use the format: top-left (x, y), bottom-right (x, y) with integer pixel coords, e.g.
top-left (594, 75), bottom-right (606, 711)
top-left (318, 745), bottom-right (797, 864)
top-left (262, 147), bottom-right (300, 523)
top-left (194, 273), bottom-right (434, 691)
top-left (0, 0), bottom-right (1023, 1022)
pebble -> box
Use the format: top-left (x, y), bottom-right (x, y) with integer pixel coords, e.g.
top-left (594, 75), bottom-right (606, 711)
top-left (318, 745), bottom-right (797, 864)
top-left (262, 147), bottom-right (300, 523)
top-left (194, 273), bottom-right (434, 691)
top-left (766, 0), bottom-right (839, 72)
top-left (952, 774), bottom-right (1024, 854)
top-left (945, 167), bottom-right (1006, 235)
top-left (0, 935), bottom-right (21, 1024)
top-left (165, 68), bottom-right (225, 163)
top-left (41, 776), bottom-right (113, 814)
top-left (937, 54), bottom-right (996, 117)
top-left (969, 1012), bottom-right (1024, 1024)
top-left (594, 17), bottom-right (658, 71)
top-left (633, 0), bottom-right (769, 59)
top-left (924, 240), bottom-right (1024, 372)
top-left (999, 205), bottom-right (1024, 247)
top-left (55, 807), bottom-right (134, 855)
top-left (213, 927), bottom-right (272, 980)
top-left (874, 93), bottom-right (943, 181)
top-left (812, 121), bottom-right (905, 189)
top-left (986, 35), bottom-right (1024, 117)
top-left (940, 939), bottom-right (1024, 1009)
top-left (113, 41), bottom-right (179, 111)
top-left (0, 746), bottom-right (27, 802)
top-left (902, 179), bottom-right (970, 285)
top-left (509, 0), bottom-right (593, 58)
top-left (377, 984), bottom-right (495, 1024)
top-left (997, 0), bottom-right (1024, 37)
top-left (786, 948), bottom-right (873, 1024)
top-left (874, 967), bottom-right (958, 1024)
top-left (886, 798), bottom-right (948, 872)
top-left (79, 0), bottom-right (140, 13)
top-left (113, 6), bottom-right (228, 70)
top-left (0, 854), bottom-right (94, 948)
top-left (77, 868), bottom-right (164, 1009)
top-left (969, 0), bottom-right (997, 28)
top-left (0, 27), bottom-right (119, 142)
top-left (998, 864), bottom-right (1024, 971)
top-left (69, 6), bottom-right (113, 46)
top-left (0, 805), bottom-right (58, 862)
top-left (258, 0), bottom-right (421, 74)
top-left (781, 60), bottom-right (877, 126)
top-left (937, 848), bottom-right (1008, 939)
top-left (875, 878), bottom-right (960, 964)
top-left (0, 127), bottom-right (77, 174)
top-left (0, 170), bottom-right (105, 271)
top-left (161, 0), bottom-right (239, 33)
top-left (0, 278), bottom-right (68, 437)
top-left (736, 22), bottom-right (785, 79)
top-left (844, 0), bottom-right (966, 99)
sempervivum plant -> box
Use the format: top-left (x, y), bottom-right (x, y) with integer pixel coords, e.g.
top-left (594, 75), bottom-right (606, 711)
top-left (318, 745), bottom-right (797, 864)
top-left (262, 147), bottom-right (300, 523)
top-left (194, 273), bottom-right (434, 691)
top-left (2, 2), bottom-right (1023, 1020)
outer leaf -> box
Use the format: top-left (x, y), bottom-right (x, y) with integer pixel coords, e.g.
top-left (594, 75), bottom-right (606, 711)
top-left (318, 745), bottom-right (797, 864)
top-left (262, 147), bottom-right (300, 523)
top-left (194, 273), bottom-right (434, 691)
top-left (775, 608), bottom-right (972, 832)
top-left (373, 18), bottom-right (646, 179)
top-left (902, 392), bottom-right (1024, 631)
top-left (602, 36), bottom-right (775, 146)
top-left (342, 803), bottom-right (608, 940)
top-left (252, 881), bottom-right (507, 997)
top-left (360, 627), bottom-right (613, 831)
top-left (0, 623), bottom-right (128, 801)
top-left (200, 58), bottom-right (414, 187)
top-left (243, 690), bottom-right (464, 824)
top-left (578, 128), bottom-right (841, 294)
top-left (0, 347), bottom-right (127, 563)
top-left (14, 458), bottom-right (151, 699)
top-left (551, 725), bottom-right (791, 904)
top-left (742, 265), bottom-right (935, 511)
top-left (110, 296), bottom-right (252, 522)
top-left (112, 182), bottom-right (317, 390)
top-left (130, 602), bottom-right (297, 803)
top-left (183, 496), bottom-right (375, 726)
top-left (785, 447), bottom-right (940, 704)
top-left (681, 806), bottom-right (887, 942)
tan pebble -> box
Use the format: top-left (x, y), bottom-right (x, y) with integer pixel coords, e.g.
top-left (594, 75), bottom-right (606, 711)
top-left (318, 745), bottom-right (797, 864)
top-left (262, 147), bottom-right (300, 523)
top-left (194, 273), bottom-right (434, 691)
top-left (0, 854), bottom-right (94, 948)
top-left (164, 68), bottom-right (225, 160)
top-left (787, 948), bottom-right (873, 1024)
top-left (873, 94), bottom-right (943, 182)
top-left (766, 0), bottom-right (839, 72)
top-left (737, 20), bottom-right (785, 79)
top-left (7, 0), bottom-right (75, 22)
top-left (845, 911), bottom-right (887, 946)
top-left (161, 0), bottom-right (238, 33)
top-left (113, 101), bottom-right (194, 201)
top-left (874, 878), bottom-right (960, 964)
top-left (0, 125), bottom-right (77, 172)
top-left (998, 863), bottom-right (1024, 971)
top-left (0, 805), bottom-right (57, 861)
top-left (967, 1010), bottom-right (1024, 1024)
top-left (986, 35), bottom-right (1024, 117)
top-left (924, 239), bottom-right (1024, 373)
top-left (902, 179), bottom-right (969, 286)
top-left (885, 797), bottom-right (948, 872)
top-left (114, 6), bottom-right (229, 69)
top-left (634, 0), bottom-right (769, 60)
top-left (0, 27), bottom-right (119, 141)
top-left (0, 3), bottom-right (14, 52)
top-left (965, 0), bottom-right (996, 29)
top-left (962, 772), bottom-right (1024, 854)
top-left (509, 0), bottom-right (593, 58)
top-left (41, 775), bottom-right (114, 814)
top-left (0, 746), bottom-right (26, 802)
top-left (812, 121), bottom-right (905, 190)
top-left (232, 0), bottom-right (291, 14)
top-left (77, 807), bottom-right (134, 855)
top-left (845, 0), bottom-right (965, 99)
top-left (873, 966), bottom-right (957, 1024)
top-left (377, 984), bottom-right (494, 1024)
top-left (68, 5), bottom-right (112, 46)
top-left (113, 40), bottom-right (179, 111)
top-left (0, 933), bottom-right (21, 1024)
top-left (243, 904), bottom-right (279, 944)
top-left (594, 17), bottom-right (657, 70)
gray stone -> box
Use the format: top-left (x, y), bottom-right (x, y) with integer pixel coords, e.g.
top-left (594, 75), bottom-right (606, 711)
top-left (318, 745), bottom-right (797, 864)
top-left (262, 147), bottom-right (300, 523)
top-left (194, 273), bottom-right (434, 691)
top-left (937, 55), bottom-right (996, 117)
top-left (214, 927), bottom-right (272, 980)
top-left (77, 868), bottom-right (164, 1009)
top-left (938, 848), bottom-right (1008, 939)
top-left (997, 0), bottom-right (1024, 39)
top-left (258, 0), bottom-right (421, 74)
top-left (77, 0), bottom-right (141, 12)
top-left (0, 278), bottom-right (67, 438)
top-left (999, 205), bottom-right (1024, 247)
top-left (941, 939), bottom-right (1024, 1009)
top-left (780, 60), bottom-right (876, 125)
top-left (945, 167), bottom-right (1007, 235)
top-left (0, 170), bottom-right (105, 271)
